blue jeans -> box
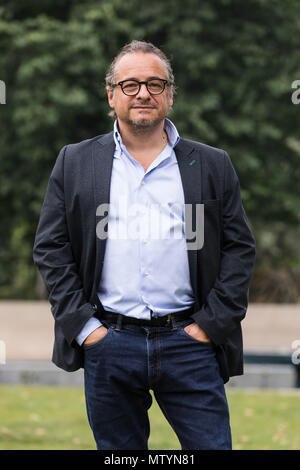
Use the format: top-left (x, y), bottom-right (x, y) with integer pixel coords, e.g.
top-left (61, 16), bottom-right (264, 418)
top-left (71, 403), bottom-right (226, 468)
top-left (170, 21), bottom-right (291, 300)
top-left (83, 317), bottom-right (232, 450)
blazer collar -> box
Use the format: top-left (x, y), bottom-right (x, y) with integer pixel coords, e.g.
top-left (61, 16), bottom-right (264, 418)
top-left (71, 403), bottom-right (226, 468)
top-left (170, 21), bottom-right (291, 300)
top-left (174, 138), bottom-right (202, 203)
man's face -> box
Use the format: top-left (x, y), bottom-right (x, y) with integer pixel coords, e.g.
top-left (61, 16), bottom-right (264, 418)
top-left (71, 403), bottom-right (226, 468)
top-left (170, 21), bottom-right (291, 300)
top-left (107, 52), bottom-right (173, 128)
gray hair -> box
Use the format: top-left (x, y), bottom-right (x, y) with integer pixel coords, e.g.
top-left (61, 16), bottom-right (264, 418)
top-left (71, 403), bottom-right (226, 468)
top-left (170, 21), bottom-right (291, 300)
top-left (105, 40), bottom-right (175, 119)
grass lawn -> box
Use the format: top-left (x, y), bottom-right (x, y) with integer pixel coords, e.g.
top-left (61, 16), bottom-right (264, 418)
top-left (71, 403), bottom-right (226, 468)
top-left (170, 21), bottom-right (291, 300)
top-left (0, 385), bottom-right (300, 450)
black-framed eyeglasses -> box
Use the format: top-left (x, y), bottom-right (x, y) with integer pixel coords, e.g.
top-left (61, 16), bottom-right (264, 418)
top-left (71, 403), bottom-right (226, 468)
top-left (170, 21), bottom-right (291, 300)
top-left (112, 78), bottom-right (171, 96)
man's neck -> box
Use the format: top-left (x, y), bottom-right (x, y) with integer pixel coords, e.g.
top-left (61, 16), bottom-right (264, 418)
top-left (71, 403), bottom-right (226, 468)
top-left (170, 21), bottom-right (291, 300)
top-left (117, 119), bottom-right (167, 154)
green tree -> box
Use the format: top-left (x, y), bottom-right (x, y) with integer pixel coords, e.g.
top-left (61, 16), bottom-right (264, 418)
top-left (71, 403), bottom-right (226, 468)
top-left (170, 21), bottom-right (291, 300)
top-left (0, 0), bottom-right (299, 300)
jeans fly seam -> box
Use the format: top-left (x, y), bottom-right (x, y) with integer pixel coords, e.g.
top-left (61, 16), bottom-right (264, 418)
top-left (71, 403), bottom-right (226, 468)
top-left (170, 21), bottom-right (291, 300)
top-left (145, 332), bottom-right (152, 389)
top-left (156, 329), bottom-right (162, 384)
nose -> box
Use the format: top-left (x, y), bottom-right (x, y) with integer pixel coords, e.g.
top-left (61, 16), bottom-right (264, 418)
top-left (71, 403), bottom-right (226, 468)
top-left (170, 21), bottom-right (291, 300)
top-left (136, 83), bottom-right (151, 98)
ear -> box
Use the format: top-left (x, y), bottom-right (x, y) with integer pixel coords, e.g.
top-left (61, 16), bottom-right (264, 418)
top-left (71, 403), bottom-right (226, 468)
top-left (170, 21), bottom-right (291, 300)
top-left (167, 88), bottom-right (173, 109)
top-left (106, 87), bottom-right (115, 109)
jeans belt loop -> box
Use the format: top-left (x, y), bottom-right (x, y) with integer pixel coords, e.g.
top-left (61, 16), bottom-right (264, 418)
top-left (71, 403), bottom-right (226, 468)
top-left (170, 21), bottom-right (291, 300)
top-left (170, 313), bottom-right (179, 331)
top-left (115, 313), bottom-right (123, 331)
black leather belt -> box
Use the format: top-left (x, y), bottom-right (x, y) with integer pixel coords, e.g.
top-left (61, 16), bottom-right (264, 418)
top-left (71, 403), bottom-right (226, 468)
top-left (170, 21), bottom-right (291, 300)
top-left (98, 307), bottom-right (195, 327)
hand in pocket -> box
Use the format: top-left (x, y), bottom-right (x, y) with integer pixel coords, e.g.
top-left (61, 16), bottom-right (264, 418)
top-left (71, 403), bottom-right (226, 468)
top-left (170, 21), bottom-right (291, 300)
top-left (83, 326), bottom-right (108, 346)
top-left (184, 322), bottom-right (211, 343)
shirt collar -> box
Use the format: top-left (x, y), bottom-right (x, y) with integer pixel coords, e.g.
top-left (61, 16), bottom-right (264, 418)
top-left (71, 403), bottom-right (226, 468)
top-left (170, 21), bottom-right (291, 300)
top-left (164, 117), bottom-right (180, 148)
top-left (113, 118), bottom-right (180, 157)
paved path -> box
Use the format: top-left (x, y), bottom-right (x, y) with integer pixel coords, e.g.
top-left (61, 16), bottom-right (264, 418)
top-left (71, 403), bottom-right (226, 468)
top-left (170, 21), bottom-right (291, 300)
top-left (0, 301), bottom-right (299, 361)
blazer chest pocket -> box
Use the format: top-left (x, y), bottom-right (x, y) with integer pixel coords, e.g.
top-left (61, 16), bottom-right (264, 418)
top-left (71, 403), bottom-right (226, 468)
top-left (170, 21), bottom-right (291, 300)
top-left (201, 198), bottom-right (221, 207)
top-left (201, 198), bottom-right (222, 214)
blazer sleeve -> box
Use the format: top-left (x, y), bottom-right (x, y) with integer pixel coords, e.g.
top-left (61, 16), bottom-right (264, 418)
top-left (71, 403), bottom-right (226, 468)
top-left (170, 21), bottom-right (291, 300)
top-left (33, 146), bottom-right (96, 346)
top-left (191, 151), bottom-right (256, 345)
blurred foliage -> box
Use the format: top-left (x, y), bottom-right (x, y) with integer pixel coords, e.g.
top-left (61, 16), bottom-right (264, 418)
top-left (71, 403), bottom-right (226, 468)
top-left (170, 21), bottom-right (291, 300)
top-left (0, 0), bottom-right (299, 300)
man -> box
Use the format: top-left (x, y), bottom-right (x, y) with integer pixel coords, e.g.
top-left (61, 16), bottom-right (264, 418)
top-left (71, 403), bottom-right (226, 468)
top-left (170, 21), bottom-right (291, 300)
top-left (33, 40), bottom-right (256, 450)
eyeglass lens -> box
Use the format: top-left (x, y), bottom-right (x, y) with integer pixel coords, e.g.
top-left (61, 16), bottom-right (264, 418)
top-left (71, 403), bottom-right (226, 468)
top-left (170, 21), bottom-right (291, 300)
top-left (122, 79), bottom-right (165, 95)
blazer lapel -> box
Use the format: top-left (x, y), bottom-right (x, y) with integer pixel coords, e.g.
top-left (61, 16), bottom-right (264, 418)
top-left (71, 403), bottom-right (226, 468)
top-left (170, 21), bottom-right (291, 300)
top-left (92, 132), bottom-right (115, 290)
top-left (174, 138), bottom-right (203, 310)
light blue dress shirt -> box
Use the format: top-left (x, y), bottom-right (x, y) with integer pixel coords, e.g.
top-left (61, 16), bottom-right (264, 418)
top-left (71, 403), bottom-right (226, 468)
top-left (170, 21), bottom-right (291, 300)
top-left (76, 118), bottom-right (195, 345)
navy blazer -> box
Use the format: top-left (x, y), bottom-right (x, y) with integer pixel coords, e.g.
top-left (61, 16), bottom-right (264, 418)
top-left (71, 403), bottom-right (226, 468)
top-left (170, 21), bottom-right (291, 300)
top-left (33, 131), bottom-right (256, 383)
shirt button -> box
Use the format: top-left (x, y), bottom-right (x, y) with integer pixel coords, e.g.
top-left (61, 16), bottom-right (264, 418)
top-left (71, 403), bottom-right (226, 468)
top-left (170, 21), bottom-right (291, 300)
top-left (141, 181), bottom-right (145, 185)
top-left (143, 239), bottom-right (148, 244)
top-left (144, 270), bottom-right (149, 276)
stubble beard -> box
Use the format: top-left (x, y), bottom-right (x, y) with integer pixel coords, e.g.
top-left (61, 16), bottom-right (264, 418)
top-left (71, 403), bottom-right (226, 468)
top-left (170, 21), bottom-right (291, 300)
top-left (126, 116), bottom-right (164, 129)
top-left (123, 108), bottom-right (169, 134)
top-left (120, 99), bottom-right (170, 132)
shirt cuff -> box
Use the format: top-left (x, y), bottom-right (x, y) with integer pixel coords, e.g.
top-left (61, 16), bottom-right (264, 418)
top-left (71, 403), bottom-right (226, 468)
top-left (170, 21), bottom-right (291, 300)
top-left (76, 316), bottom-right (102, 346)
